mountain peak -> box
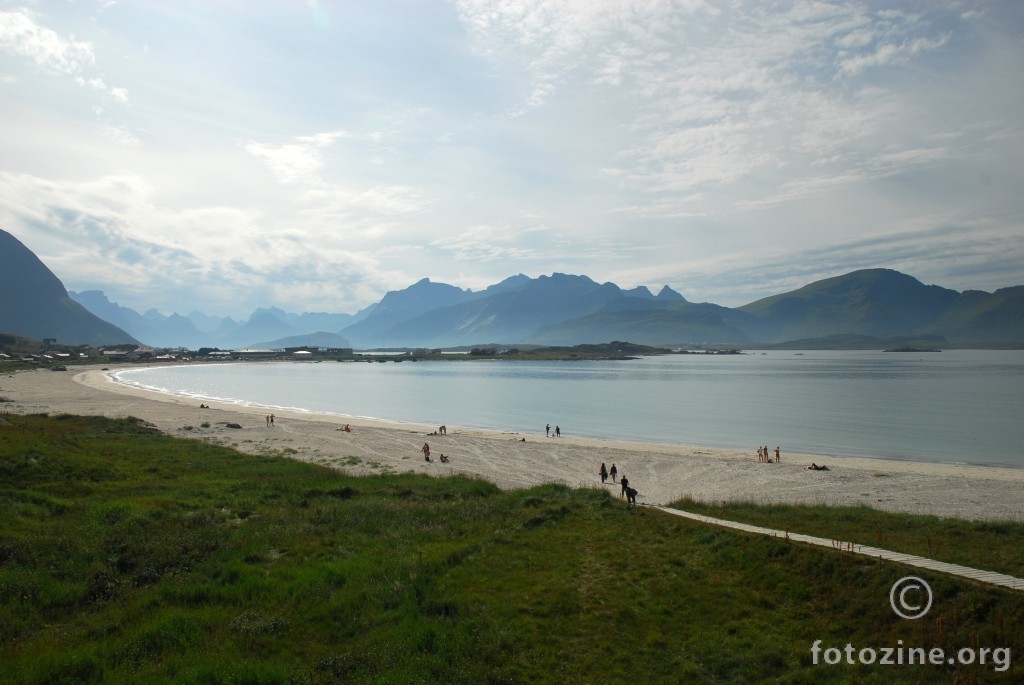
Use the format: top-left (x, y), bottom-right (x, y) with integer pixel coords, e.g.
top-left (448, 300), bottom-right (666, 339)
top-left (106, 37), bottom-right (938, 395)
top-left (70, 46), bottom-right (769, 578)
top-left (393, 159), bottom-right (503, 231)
top-left (656, 285), bottom-right (685, 302)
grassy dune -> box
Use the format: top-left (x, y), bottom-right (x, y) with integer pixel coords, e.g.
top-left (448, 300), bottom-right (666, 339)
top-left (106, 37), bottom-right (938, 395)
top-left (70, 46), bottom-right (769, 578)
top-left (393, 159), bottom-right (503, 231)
top-left (667, 497), bottom-right (1024, 579)
top-left (1, 414), bottom-right (1021, 684)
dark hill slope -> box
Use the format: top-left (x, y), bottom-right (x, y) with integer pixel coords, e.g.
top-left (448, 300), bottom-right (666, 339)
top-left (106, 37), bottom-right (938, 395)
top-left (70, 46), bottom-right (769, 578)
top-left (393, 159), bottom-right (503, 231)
top-left (0, 229), bottom-right (138, 346)
top-left (531, 300), bottom-right (751, 346)
top-left (737, 269), bottom-right (959, 343)
top-left (930, 287), bottom-right (1024, 343)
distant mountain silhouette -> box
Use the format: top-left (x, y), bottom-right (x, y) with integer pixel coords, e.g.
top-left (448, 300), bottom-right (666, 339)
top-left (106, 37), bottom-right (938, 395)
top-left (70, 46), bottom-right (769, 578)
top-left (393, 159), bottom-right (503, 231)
top-left (69, 293), bottom-right (358, 349)
top-left (0, 229), bottom-right (138, 346)
top-left (8, 227), bottom-right (1024, 349)
top-left (338, 278), bottom-right (477, 347)
top-left (338, 268), bottom-right (1024, 347)
top-left (736, 268), bottom-right (961, 342)
top-left (72, 290), bottom-right (210, 349)
top-left (340, 274), bottom-right (686, 347)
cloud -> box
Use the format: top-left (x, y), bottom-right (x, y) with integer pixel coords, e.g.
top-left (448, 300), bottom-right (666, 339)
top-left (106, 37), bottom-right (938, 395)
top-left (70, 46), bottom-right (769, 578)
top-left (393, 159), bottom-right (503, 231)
top-left (431, 224), bottom-right (546, 263)
top-left (245, 140), bottom-right (328, 186)
top-left (453, 0), bottom-right (984, 223)
top-left (1, 1), bottom-right (1021, 320)
top-left (839, 33), bottom-right (951, 74)
top-left (0, 8), bottom-right (94, 74)
top-left (245, 129), bottom-right (433, 237)
top-left (0, 164), bottom-right (442, 317)
top-left (244, 130), bottom-right (354, 185)
top-left (0, 8), bottom-right (128, 103)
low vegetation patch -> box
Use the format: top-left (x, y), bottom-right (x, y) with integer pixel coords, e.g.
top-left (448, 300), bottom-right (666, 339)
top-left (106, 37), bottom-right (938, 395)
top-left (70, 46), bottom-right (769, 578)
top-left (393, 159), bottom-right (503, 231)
top-left (668, 497), bottom-right (1024, 579)
top-left (1, 415), bottom-right (1021, 683)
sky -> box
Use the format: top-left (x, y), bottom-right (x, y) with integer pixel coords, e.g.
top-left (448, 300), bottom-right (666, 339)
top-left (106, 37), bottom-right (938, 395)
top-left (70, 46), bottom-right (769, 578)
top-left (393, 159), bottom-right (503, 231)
top-left (2, 0), bottom-right (1023, 319)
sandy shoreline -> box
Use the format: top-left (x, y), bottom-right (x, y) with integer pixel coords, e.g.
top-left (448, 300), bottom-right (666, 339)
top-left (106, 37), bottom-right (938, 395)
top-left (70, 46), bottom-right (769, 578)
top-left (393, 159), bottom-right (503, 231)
top-left (2, 365), bottom-right (1022, 521)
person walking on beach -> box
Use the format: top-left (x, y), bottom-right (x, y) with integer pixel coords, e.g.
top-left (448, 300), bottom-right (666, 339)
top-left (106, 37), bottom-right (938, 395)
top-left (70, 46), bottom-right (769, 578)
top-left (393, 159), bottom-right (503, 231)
top-left (555, 425), bottom-right (561, 437)
top-left (775, 446), bottom-right (781, 463)
top-left (599, 463), bottom-right (608, 483)
top-left (620, 475), bottom-right (629, 498)
top-left (270, 414), bottom-right (275, 427)
top-left (626, 486), bottom-right (638, 506)
top-left (422, 442), bottom-right (431, 461)
top-left (546, 423), bottom-right (550, 437)
top-left (609, 463), bottom-right (618, 483)
top-left (757, 446), bottom-right (763, 462)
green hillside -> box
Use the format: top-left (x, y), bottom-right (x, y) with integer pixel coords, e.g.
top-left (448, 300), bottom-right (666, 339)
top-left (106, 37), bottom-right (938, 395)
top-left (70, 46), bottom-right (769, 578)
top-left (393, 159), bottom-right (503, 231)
top-left (932, 287), bottom-right (1024, 342)
top-left (532, 302), bottom-right (751, 346)
top-left (738, 268), bottom-right (959, 342)
top-left (2, 414), bottom-right (1022, 683)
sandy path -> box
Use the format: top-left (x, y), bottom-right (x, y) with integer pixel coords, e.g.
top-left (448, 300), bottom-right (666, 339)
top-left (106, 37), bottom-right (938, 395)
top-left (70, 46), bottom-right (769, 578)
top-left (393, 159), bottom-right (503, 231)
top-left (2, 365), bottom-right (1022, 521)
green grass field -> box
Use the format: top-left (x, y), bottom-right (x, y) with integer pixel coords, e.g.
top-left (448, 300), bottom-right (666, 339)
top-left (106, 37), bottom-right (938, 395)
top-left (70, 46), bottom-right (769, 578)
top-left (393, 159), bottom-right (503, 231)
top-left (2, 413), bottom-right (1021, 684)
top-left (666, 497), bottom-right (1024, 580)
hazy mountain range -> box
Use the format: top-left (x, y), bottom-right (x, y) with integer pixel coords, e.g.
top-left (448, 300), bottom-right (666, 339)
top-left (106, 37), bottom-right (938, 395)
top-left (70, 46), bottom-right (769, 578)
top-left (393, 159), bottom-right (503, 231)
top-left (3, 228), bottom-right (1024, 349)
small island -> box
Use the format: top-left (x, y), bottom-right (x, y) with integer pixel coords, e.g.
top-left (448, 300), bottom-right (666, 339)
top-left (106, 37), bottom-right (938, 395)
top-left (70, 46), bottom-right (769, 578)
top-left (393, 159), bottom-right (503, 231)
top-left (883, 345), bottom-right (942, 353)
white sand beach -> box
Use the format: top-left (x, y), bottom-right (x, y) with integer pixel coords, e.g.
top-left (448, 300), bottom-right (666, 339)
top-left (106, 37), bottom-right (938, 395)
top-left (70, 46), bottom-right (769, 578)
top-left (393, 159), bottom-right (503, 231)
top-left (2, 365), bottom-right (1022, 521)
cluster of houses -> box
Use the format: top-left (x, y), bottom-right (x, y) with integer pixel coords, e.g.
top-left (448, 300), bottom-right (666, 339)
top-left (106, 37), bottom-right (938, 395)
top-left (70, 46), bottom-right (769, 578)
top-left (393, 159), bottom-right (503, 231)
top-left (1, 345), bottom-right (355, 365)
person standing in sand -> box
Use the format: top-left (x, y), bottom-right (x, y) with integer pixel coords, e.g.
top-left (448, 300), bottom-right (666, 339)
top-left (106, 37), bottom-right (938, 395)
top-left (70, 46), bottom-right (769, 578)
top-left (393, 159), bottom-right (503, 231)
top-left (599, 463), bottom-right (608, 483)
top-left (555, 425), bottom-right (561, 437)
top-left (609, 463), bottom-right (618, 483)
top-left (422, 442), bottom-right (431, 461)
top-left (620, 475), bottom-right (629, 498)
top-left (775, 446), bottom-right (780, 463)
top-left (546, 423), bottom-right (550, 437)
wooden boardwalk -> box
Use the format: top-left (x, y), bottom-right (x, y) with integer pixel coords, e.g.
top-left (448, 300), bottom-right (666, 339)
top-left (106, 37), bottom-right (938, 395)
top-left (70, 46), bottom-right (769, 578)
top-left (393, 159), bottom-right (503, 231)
top-left (653, 506), bottom-right (1024, 592)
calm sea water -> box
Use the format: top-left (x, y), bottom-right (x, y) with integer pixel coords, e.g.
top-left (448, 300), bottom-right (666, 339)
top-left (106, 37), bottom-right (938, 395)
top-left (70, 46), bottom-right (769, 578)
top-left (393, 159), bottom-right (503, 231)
top-left (112, 350), bottom-right (1024, 468)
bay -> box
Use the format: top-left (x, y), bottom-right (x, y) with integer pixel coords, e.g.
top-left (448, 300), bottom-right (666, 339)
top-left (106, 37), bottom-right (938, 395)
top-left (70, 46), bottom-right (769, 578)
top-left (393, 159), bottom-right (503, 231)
top-left (112, 350), bottom-right (1024, 468)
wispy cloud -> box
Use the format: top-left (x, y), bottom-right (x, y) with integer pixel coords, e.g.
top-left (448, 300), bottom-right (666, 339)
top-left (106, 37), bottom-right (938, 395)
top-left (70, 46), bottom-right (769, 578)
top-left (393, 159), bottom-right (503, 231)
top-left (839, 33), bottom-right (951, 74)
top-left (244, 131), bottom-right (349, 185)
top-left (0, 8), bottom-right (126, 102)
top-left (0, 8), bottom-right (94, 74)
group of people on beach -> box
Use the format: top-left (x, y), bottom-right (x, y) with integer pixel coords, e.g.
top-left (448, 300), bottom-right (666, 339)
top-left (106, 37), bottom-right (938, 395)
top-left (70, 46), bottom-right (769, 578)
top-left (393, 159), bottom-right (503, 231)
top-left (418, 424), bottom-right (643, 506)
top-left (265, 413), bottom-right (276, 427)
top-left (599, 462), bottom-right (637, 505)
top-left (421, 441), bottom-right (450, 463)
top-left (754, 444), bottom-right (829, 470)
